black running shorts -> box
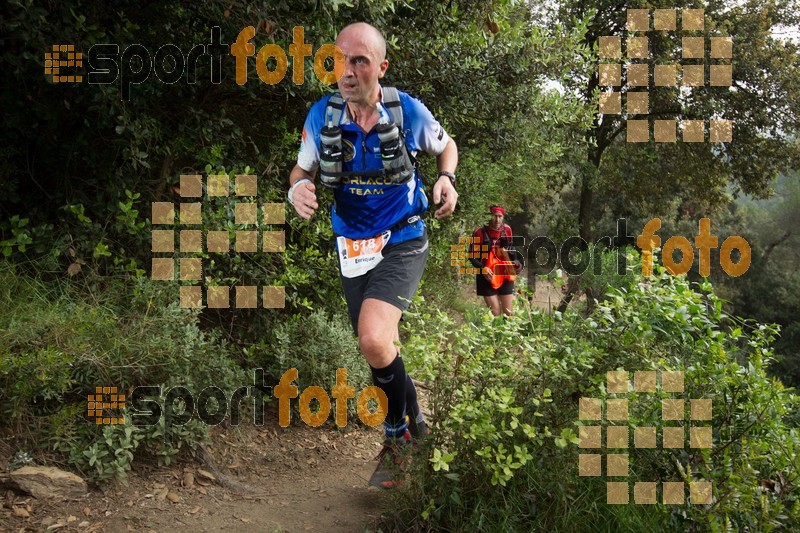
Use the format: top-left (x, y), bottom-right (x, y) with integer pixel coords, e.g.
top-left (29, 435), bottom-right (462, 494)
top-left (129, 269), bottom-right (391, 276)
top-left (476, 274), bottom-right (515, 296)
top-left (339, 233), bottom-right (429, 336)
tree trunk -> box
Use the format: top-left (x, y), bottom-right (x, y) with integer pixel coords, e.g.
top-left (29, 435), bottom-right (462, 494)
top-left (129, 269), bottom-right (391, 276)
top-left (557, 275), bottom-right (581, 312)
top-left (761, 230), bottom-right (791, 265)
top-left (558, 150), bottom-right (601, 313)
top-left (577, 172), bottom-right (594, 243)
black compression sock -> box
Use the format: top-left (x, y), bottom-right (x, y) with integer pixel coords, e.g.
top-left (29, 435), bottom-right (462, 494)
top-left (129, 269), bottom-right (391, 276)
top-left (405, 374), bottom-right (426, 436)
top-left (370, 355), bottom-right (408, 440)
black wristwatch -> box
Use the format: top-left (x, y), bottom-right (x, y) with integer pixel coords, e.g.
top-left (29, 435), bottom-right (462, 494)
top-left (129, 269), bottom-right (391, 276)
top-left (438, 171), bottom-right (456, 187)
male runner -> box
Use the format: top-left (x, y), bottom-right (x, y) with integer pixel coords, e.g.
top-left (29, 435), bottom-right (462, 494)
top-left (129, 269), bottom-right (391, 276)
top-left (287, 22), bottom-right (458, 488)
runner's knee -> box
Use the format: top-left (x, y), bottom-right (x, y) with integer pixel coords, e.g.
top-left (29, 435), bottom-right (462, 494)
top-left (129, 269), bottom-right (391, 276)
top-left (359, 331), bottom-right (395, 367)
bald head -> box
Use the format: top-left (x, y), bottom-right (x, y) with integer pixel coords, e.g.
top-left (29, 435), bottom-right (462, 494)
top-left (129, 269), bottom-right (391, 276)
top-left (337, 22), bottom-right (386, 61)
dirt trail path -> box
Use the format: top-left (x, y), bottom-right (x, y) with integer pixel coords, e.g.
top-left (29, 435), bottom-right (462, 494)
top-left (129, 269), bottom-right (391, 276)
top-left (526, 279), bottom-right (570, 311)
top-left (3, 422), bottom-right (393, 532)
top-left (3, 281), bottom-right (566, 532)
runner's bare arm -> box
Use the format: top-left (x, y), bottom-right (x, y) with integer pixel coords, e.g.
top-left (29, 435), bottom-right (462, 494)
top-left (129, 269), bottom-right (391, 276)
top-left (433, 138), bottom-right (458, 219)
top-left (289, 164), bottom-right (319, 220)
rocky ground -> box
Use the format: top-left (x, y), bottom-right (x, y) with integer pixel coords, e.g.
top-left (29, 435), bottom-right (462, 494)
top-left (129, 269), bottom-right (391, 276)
top-left (2, 421), bottom-right (394, 532)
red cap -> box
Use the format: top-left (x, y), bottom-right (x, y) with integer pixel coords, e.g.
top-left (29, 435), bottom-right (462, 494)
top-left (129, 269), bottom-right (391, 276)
top-left (489, 205), bottom-right (505, 215)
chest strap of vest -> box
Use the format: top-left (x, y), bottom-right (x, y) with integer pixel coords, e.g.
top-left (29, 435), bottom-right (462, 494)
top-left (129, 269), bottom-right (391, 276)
top-left (326, 87), bottom-right (404, 128)
top-left (321, 169), bottom-right (386, 179)
top-left (482, 225), bottom-right (509, 247)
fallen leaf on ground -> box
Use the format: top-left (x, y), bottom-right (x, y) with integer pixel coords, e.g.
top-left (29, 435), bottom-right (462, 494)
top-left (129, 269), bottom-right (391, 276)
top-left (197, 469), bottom-right (216, 481)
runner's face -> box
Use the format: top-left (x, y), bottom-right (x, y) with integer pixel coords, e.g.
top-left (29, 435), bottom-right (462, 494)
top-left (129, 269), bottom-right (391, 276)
top-left (490, 213), bottom-right (504, 229)
top-left (335, 27), bottom-right (388, 105)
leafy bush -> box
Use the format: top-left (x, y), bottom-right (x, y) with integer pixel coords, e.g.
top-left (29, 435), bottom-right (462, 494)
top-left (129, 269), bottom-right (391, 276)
top-left (0, 263), bottom-right (247, 482)
top-left (160, 163), bottom-right (346, 352)
top-left (570, 245), bottom-right (641, 304)
top-left (250, 309), bottom-right (371, 424)
top-left (390, 258), bottom-right (799, 531)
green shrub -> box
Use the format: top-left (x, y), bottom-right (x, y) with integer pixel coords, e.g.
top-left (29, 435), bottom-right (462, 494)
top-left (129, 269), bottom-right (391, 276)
top-left (0, 263), bottom-right (246, 482)
top-left (250, 309), bottom-right (371, 424)
top-left (390, 259), bottom-right (799, 531)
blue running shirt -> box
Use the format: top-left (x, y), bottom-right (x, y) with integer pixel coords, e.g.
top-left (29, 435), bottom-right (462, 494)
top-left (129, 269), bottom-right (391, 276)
top-left (297, 86), bottom-right (451, 243)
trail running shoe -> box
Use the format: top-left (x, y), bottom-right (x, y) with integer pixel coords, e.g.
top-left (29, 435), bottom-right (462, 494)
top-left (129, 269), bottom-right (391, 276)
top-left (369, 433), bottom-right (410, 489)
top-left (408, 418), bottom-right (429, 439)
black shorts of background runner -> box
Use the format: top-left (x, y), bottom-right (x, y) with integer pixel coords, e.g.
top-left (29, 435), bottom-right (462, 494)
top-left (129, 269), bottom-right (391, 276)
top-left (476, 274), bottom-right (515, 296)
top-left (339, 233), bottom-right (429, 336)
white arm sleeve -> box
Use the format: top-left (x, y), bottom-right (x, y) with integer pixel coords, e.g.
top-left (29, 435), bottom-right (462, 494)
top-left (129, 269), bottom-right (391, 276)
top-left (297, 111), bottom-right (321, 172)
top-left (404, 94), bottom-right (451, 156)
